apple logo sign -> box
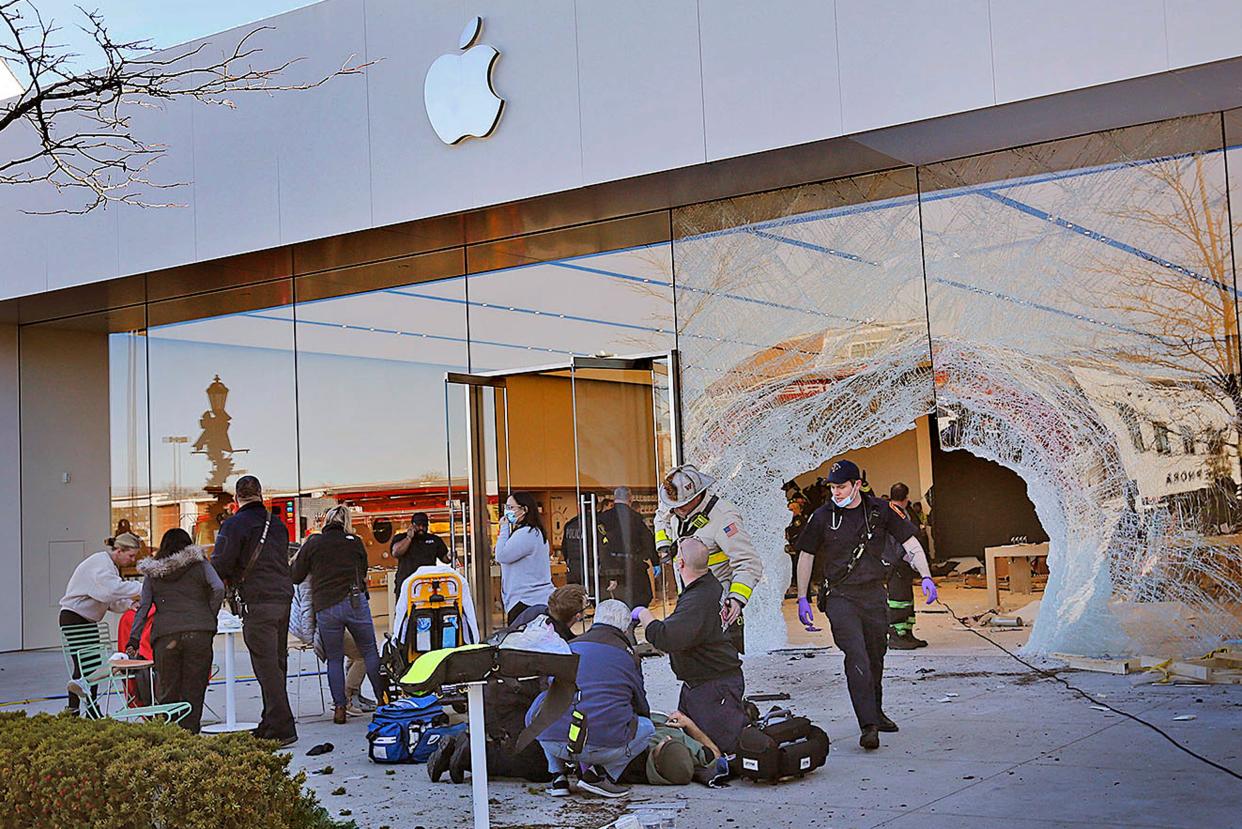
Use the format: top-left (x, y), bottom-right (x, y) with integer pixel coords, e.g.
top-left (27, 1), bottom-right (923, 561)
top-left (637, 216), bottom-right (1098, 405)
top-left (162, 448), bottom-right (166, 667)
top-left (424, 16), bottom-right (505, 145)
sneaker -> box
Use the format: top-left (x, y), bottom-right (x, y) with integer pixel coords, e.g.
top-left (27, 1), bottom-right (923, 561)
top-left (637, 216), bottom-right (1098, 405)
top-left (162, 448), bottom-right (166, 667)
top-left (859, 726), bottom-right (880, 750)
top-left (547, 773), bottom-right (573, 797)
top-left (66, 678), bottom-right (89, 699)
top-left (576, 765), bottom-right (630, 799)
top-left (877, 713), bottom-right (899, 733)
top-left (355, 694), bottom-right (378, 712)
top-left (345, 702), bottom-right (365, 718)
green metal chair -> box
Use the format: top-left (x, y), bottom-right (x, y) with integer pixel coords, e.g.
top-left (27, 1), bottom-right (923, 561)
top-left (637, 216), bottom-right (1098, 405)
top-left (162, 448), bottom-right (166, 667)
top-left (58, 622), bottom-right (191, 725)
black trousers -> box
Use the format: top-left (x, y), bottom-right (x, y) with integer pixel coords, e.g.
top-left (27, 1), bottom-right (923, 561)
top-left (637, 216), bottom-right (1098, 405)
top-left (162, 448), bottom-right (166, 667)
top-left (679, 671), bottom-right (747, 756)
top-left (59, 609), bottom-right (99, 716)
top-left (153, 630), bottom-right (215, 733)
top-left (825, 583), bottom-right (888, 730)
top-left (242, 602), bottom-right (296, 739)
top-left (886, 563), bottom-right (917, 635)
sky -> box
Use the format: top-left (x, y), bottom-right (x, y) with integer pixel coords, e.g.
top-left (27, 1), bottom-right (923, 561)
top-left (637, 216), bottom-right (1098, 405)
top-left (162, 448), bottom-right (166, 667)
top-left (5, 1), bottom-right (318, 78)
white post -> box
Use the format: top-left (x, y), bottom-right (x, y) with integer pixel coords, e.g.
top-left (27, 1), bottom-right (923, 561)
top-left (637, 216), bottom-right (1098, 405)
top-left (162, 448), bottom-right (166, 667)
top-left (224, 631), bottom-right (237, 727)
top-left (467, 682), bottom-right (489, 829)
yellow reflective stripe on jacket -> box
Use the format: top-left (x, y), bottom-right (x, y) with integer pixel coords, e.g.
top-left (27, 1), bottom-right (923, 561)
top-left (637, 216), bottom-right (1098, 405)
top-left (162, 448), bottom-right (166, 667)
top-left (729, 581), bottom-right (753, 601)
top-left (655, 529), bottom-right (670, 543)
top-left (707, 551), bottom-right (729, 567)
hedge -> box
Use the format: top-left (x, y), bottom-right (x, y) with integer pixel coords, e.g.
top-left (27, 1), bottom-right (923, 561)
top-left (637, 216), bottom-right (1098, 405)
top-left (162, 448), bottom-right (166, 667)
top-left (0, 712), bottom-right (355, 829)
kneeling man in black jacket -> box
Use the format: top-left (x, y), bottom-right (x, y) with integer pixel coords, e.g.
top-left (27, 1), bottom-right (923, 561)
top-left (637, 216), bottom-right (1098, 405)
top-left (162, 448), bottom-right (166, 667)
top-left (634, 537), bottom-right (747, 756)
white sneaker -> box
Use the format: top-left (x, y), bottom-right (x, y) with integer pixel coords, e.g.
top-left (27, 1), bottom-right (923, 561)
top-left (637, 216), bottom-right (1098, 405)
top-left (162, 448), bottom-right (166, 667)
top-left (67, 678), bottom-right (89, 699)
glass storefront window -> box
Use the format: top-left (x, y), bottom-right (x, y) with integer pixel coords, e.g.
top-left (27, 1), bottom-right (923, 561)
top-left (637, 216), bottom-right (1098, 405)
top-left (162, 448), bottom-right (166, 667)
top-left (672, 169), bottom-right (931, 651)
top-left (920, 113), bottom-right (1239, 653)
top-left (146, 281), bottom-right (298, 549)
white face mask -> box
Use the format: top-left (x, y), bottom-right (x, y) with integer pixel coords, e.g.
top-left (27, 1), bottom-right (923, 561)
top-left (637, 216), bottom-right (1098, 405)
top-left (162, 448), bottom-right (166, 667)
top-left (831, 484), bottom-right (857, 508)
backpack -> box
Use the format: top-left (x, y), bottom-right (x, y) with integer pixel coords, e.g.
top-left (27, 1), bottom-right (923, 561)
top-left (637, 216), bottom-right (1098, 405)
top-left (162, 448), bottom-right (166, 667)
top-left (736, 708), bottom-right (829, 782)
top-left (366, 695), bottom-right (452, 764)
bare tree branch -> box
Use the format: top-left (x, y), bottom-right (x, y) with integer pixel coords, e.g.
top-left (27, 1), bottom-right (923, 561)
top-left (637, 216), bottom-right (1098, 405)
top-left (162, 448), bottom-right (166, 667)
top-left (0, 1), bottom-right (373, 213)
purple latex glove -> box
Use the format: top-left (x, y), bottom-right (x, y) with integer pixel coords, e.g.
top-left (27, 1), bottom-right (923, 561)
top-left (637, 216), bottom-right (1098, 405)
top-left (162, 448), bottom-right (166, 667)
top-left (631, 606), bottom-right (647, 624)
top-left (797, 597), bottom-right (814, 627)
top-left (921, 577), bottom-right (938, 605)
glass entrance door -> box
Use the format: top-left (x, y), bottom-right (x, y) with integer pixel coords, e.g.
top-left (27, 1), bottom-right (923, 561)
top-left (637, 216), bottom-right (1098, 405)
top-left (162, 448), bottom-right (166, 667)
top-left (445, 351), bottom-right (681, 637)
top-left (570, 353), bottom-right (681, 619)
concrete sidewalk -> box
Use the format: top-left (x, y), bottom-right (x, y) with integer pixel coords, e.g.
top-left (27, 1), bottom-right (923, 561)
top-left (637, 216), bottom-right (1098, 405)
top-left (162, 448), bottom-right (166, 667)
top-left (4, 593), bottom-right (1240, 829)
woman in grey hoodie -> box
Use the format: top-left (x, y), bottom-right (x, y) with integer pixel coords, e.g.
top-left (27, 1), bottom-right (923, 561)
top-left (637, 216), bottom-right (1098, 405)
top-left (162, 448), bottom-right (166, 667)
top-left (495, 491), bottom-right (555, 625)
top-left (127, 528), bottom-right (225, 732)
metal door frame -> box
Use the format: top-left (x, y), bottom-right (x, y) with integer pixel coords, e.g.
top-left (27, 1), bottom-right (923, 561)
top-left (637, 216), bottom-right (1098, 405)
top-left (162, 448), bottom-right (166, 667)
top-left (445, 350), bottom-right (682, 632)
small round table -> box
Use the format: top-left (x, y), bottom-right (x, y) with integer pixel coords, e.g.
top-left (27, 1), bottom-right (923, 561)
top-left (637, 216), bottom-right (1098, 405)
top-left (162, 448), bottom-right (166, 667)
top-left (202, 625), bottom-right (259, 734)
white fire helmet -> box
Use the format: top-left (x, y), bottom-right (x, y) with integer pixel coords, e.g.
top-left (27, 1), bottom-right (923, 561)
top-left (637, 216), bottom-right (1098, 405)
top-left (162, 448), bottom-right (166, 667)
top-left (659, 464), bottom-right (716, 509)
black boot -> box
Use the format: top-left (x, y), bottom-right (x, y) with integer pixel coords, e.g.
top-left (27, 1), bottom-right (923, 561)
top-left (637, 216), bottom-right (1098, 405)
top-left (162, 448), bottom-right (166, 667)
top-left (859, 725), bottom-right (880, 750)
top-left (427, 732), bottom-right (458, 783)
top-left (888, 630), bottom-right (927, 650)
top-left (448, 730), bottom-right (472, 784)
top-left (877, 712), bottom-right (899, 733)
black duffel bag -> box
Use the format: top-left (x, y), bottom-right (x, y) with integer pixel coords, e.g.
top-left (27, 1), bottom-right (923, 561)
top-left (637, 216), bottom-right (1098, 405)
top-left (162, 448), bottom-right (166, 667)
top-left (736, 708), bottom-right (829, 782)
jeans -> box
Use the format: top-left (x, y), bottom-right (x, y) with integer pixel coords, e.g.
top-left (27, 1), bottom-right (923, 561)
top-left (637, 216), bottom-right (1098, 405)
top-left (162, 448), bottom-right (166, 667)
top-left (540, 716), bottom-right (656, 781)
top-left (242, 601), bottom-right (296, 739)
top-left (152, 630), bottom-right (214, 733)
top-left (316, 593), bottom-right (385, 708)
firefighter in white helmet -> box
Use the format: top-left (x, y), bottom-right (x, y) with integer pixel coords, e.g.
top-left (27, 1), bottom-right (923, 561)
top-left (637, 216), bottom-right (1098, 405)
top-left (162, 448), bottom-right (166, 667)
top-left (653, 464), bottom-right (763, 652)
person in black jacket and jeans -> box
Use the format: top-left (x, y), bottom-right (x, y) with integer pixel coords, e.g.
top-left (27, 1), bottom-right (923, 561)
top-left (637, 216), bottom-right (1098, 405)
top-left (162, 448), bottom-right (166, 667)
top-left (291, 505), bottom-right (387, 724)
top-left (127, 528), bottom-right (225, 733)
top-left (212, 475), bottom-right (297, 745)
top-left (634, 537), bottom-right (747, 757)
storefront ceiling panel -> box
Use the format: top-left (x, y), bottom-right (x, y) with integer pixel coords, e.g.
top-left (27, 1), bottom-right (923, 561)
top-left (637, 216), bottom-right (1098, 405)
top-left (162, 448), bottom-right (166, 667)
top-left (294, 248), bottom-right (466, 303)
top-left (465, 212), bottom-right (670, 274)
top-left (292, 215), bottom-right (467, 276)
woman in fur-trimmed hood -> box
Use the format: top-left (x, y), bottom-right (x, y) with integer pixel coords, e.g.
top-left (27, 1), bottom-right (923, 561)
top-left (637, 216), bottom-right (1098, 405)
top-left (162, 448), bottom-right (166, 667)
top-left (127, 528), bottom-right (226, 733)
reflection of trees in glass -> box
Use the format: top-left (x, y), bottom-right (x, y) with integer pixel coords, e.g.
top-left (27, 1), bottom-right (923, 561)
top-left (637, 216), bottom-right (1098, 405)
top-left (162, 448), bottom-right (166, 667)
top-left (1092, 154), bottom-right (1241, 451)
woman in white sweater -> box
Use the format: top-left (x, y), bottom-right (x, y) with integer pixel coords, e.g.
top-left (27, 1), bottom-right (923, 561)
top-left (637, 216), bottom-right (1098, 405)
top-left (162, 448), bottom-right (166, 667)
top-left (494, 491), bottom-right (555, 625)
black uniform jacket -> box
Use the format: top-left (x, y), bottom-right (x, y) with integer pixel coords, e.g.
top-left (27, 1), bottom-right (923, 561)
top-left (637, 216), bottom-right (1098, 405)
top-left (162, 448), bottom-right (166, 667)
top-left (645, 572), bottom-right (741, 688)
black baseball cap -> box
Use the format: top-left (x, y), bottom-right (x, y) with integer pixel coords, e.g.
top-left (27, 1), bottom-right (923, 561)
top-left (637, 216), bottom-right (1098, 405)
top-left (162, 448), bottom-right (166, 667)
top-left (826, 460), bottom-right (861, 484)
top-left (411, 512), bottom-right (430, 526)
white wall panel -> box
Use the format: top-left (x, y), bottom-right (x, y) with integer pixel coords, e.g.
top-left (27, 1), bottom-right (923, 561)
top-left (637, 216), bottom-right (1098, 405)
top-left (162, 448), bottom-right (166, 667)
top-left (1164, 0), bottom-right (1242, 69)
top-left (190, 31), bottom-right (281, 261)
top-left (576, 0), bottom-right (705, 185)
top-left (0, 325), bottom-right (21, 651)
top-left (117, 94), bottom-right (198, 275)
top-left (0, 126), bottom-right (47, 300)
top-left (837, 0), bottom-right (995, 135)
top-left (699, 0), bottom-right (842, 161)
top-left (460, 0), bottom-right (583, 211)
top-left (44, 199), bottom-right (119, 292)
top-left (991, 0), bottom-right (1167, 104)
top-left (269, 0), bottom-right (373, 245)
top-left (3, 0), bottom-right (1242, 300)
top-left (364, 0), bottom-right (477, 227)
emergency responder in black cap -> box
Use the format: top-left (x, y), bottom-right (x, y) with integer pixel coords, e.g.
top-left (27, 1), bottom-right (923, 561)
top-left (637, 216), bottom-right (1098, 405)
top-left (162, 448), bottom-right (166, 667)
top-left (794, 459), bottom-right (938, 750)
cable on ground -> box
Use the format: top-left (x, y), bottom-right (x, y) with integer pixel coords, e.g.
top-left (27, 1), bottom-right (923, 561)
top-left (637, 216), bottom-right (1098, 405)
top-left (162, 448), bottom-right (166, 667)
top-left (937, 598), bottom-right (1242, 782)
